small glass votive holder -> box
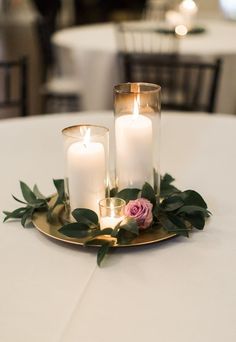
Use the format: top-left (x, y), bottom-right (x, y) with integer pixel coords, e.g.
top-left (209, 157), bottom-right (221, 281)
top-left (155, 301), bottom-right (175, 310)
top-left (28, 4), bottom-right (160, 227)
top-left (99, 197), bottom-right (126, 229)
top-left (62, 125), bottom-right (109, 215)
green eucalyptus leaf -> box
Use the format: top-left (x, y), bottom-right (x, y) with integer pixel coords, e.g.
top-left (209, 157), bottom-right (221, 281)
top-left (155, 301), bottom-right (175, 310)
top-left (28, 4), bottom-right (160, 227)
top-left (116, 188), bottom-right (140, 203)
top-left (180, 190), bottom-right (207, 209)
top-left (160, 186), bottom-right (179, 198)
top-left (46, 208), bottom-right (54, 223)
top-left (51, 179), bottom-right (66, 209)
top-left (162, 173), bottom-right (175, 184)
top-left (183, 212), bottom-right (205, 230)
top-left (111, 222), bottom-right (122, 237)
top-left (29, 199), bottom-right (47, 209)
top-left (21, 207), bottom-right (34, 227)
top-left (116, 218), bottom-right (139, 245)
top-left (3, 207), bottom-right (28, 222)
top-left (33, 184), bottom-right (47, 199)
top-left (116, 229), bottom-right (136, 244)
top-left (177, 205), bottom-right (210, 216)
top-left (72, 208), bottom-right (99, 227)
top-left (141, 182), bottom-right (156, 206)
top-left (97, 242), bottom-right (111, 266)
top-left (160, 173), bottom-right (180, 198)
top-left (160, 195), bottom-right (184, 211)
top-left (11, 195), bottom-right (27, 205)
top-left (120, 217), bottom-right (139, 235)
top-left (53, 179), bottom-right (65, 201)
top-left (48, 179), bottom-right (66, 213)
top-left (159, 214), bottom-right (189, 237)
top-left (152, 205), bottom-right (159, 218)
top-left (110, 187), bottom-right (118, 197)
top-left (167, 212), bottom-right (188, 230)
top-left (59, 222), bottom-right (91, 238)
top-left (20, 181), bottom-right (37, 203)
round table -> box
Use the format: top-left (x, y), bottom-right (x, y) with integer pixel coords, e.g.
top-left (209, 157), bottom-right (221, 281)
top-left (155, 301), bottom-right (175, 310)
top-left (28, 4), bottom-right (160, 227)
top-left (52, 20), bottom-right (236, 114)
top-left (0, 112), bottom-right (235, 342)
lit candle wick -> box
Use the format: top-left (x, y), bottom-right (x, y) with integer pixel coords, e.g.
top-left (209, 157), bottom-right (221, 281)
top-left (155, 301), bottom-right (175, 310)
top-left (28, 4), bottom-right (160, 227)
top-left (133, 95), bottom-right (140, 119)
top-left (82, 127), bottom-right (91, 148)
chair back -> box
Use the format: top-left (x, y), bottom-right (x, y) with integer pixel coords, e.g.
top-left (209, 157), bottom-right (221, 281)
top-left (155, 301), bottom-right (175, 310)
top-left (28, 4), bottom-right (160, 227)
top-left (116, 22), bottom-right (179, 54)
top-left (0, 57), bottom-right (28, 117)
top-left (122, 53), bottom-right (222, 113)
top-left (142, 0), bottom-right (170, 21)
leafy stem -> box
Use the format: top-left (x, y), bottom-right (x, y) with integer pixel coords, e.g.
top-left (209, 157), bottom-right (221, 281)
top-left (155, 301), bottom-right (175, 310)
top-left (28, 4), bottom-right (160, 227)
top-left (3, 179), bottom-right (66, 227)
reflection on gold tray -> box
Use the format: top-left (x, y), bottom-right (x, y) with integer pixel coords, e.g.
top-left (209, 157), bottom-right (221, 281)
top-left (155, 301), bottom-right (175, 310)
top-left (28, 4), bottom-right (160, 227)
top-left (32, 200), bottom-right (177, 248)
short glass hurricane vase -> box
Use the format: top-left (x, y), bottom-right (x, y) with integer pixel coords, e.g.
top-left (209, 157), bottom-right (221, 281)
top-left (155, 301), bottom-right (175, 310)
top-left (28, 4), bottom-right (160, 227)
top-left (62, 125), bottom-right (109, 215)
top-left (114, 82), bottom-right (161, 197)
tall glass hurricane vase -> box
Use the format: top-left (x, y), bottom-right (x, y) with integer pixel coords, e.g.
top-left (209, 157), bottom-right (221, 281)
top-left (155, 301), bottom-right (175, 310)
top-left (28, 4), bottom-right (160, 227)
top-left (114, 82), bottom-right (161, 197)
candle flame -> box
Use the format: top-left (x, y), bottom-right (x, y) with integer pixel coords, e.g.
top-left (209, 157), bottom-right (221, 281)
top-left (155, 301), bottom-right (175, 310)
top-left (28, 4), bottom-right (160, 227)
top-left (133, 95), bottom-right (140, 118)
top-left (81, 127), bottom-right (91, 147)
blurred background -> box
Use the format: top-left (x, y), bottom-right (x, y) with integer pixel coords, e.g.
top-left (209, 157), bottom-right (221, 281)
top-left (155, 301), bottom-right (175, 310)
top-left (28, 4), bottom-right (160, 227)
top-left (0, 0), bottom-right (235, 118)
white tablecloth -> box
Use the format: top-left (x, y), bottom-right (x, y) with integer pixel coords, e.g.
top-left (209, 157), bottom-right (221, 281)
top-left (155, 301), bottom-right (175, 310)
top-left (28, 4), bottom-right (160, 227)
top-left (0, 112), bottom-right (236, 342)
top-left (52, 20), bottom-right (236, 114)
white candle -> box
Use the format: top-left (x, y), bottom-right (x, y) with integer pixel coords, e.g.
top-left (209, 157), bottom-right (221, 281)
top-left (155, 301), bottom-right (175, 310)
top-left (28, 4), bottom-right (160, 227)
top-left (67, 128), bottom-right (105, 214)
top-left (100, 215), bottom-right (124, 229)
top-left (179, 0), bottom-right (198, 16)
top-left (115, 97), bottom-right (153, 189)
top-left (175, 24), bottom-right (188, 37)
top-left (179, 0), bottom-right (198, 29)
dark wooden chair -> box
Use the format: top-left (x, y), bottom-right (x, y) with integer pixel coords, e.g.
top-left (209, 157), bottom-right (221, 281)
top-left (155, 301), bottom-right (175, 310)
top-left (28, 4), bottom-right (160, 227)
top-left (0, 57), bottom-right (28, 117)
top-left (34, 19), bottom-right (80, 114)
top-left (121, 53), bottom-right (222, 113)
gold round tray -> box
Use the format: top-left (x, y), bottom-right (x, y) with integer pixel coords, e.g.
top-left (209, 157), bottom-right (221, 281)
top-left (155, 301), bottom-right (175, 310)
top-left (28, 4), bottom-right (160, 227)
top-left (32, 200), bottom-right (177, 248)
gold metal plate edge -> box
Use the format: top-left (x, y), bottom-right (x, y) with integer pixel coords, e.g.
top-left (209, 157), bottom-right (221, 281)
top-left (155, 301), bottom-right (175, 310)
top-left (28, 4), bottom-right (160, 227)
top-left (32, 211), bottom-right (177, 249)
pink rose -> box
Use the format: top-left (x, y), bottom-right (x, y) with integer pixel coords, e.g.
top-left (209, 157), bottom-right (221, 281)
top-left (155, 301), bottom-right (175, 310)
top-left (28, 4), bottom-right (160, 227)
top-left (125, 198), bottom-right (153, 230)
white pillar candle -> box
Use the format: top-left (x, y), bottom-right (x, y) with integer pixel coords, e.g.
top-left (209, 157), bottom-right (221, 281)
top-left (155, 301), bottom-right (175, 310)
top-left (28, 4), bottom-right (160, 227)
top-left (115, 97), bottom-right (153, 189)
top-left (67, 129), bottom-right (105, 214)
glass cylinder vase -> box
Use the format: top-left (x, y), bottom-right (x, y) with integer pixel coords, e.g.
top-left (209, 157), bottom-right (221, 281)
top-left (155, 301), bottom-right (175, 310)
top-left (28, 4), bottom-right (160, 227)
top-left (99, 197), bottom-right (126, 229)
top-left (114, 82), bottom-right (161, 196)
top-left (62, 125), bottom-right (109, 215)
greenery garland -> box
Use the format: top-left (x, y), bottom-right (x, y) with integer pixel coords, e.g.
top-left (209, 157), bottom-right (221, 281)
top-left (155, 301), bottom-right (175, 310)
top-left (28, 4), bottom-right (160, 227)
top-left (3, 174), bottom-right (210, 266)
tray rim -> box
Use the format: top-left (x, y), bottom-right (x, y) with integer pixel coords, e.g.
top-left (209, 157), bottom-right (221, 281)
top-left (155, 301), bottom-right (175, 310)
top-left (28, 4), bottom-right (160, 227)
top-left (32, 196), bottom-right (178, 248)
